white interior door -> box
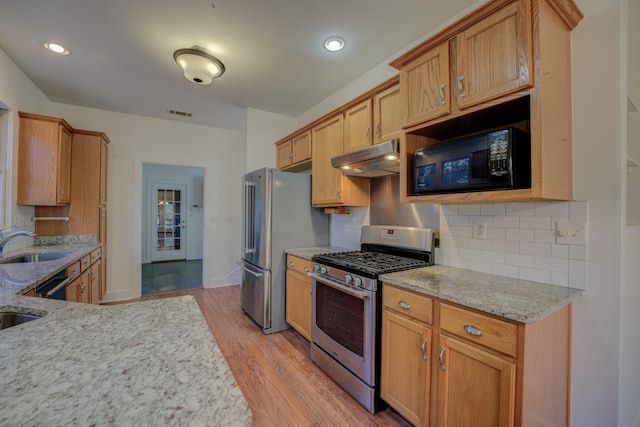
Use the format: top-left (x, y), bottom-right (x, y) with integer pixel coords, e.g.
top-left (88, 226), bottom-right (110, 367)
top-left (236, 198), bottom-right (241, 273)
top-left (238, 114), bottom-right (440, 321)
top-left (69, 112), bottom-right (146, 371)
top-left (151, 183), bottom-right (187, 262)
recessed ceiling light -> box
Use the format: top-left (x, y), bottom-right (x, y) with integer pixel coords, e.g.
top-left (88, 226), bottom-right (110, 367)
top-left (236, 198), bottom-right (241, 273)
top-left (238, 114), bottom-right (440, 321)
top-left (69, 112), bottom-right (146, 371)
top-left (44, 43), bottom-right (70, 55)
top-left (324, 37), bottom-right (345, 52)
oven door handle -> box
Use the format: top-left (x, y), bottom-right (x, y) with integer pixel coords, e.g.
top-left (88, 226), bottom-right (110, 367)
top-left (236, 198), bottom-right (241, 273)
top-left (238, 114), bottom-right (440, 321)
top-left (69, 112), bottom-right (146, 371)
top-left (310, 273), bottom-right (370, 300)
top-left (44, 275), bottom-right (74, 297)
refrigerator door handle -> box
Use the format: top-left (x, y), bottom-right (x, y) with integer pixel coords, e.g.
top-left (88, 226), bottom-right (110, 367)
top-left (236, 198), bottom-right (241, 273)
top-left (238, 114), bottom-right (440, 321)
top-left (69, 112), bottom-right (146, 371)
top-left (236, 261), bottom-right (264, 277)
top-left (243, 181), bottom-right (257, 254)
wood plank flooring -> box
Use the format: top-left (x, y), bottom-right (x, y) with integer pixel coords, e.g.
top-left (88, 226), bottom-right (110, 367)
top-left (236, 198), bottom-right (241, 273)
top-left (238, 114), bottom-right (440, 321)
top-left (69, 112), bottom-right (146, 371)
top-left (128, 286), bottom-right (412, 427)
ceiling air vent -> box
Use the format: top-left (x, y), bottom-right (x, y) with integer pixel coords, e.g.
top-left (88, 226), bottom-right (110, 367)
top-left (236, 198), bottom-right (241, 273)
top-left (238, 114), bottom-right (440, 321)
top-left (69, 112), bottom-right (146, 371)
top-left (168, 109), bottom-right (193, 118)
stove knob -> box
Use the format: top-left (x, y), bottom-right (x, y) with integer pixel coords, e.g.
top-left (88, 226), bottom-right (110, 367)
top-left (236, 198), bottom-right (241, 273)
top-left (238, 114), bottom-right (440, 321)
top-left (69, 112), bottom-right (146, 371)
top-left (320, 266), bottom-right (327, 275)
top-left (354, 278), bottom-right (362, 287)
top-left (313, 265), bottom-right (320, 273)
top-left (345, 275), bottom-right (353, 284)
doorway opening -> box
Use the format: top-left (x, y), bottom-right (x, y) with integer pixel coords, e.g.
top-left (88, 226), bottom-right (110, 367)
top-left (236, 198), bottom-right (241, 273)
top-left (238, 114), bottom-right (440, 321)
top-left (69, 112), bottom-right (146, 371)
top-left (141, 164), bottom-right (204, 295)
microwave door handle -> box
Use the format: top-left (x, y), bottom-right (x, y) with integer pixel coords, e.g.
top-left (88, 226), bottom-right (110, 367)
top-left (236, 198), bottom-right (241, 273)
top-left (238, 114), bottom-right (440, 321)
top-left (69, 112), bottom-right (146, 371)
top-left (310, 273), bottom-right (370, 300)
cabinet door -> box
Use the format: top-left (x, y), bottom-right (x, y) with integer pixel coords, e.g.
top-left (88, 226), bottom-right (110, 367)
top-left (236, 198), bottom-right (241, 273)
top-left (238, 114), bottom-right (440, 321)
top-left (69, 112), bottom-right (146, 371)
top-left (401, 42), bottom-right (450, 127)
top-left (373, 84), bottom-right (401, 144)
top-left (437, 335), bottom-right (516, 427)
top-left (455, 0), bottom-right (532, 109)
top-left (56, 126), bottom-right (72, 204)
top-left (276, 140), bottom-right (292, 169)
top-left (344, 99), bottom-right (373, 153)
top-left (291, 131), bottom-right (311, 165)
top-left (312, 114), bottom-right (345, 205)
top-left (90, 258), bottom-right (102, 304)
top-left (285, 269), bottom-right (312, 341)
top-left (381, 309), bottom-right (431, 426)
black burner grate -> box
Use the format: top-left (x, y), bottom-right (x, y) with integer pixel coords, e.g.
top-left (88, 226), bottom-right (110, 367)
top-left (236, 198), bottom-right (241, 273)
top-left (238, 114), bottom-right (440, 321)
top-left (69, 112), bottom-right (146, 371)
top-left (313, 250), bottom-right (428, 276)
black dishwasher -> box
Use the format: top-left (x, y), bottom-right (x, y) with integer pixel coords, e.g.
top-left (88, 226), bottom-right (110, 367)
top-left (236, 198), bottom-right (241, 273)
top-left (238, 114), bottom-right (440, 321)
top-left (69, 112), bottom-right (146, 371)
top-left (34, 270), bottom-right (72, 300)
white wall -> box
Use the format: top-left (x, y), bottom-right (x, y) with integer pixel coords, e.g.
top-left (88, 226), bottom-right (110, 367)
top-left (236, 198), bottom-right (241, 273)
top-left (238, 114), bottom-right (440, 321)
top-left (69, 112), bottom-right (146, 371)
top-left (51, 103), bottom-right (245, 301)
top-left (141, 164), bottom-right (205, 263)
top-left (245, 108), bottom-right (296, 173)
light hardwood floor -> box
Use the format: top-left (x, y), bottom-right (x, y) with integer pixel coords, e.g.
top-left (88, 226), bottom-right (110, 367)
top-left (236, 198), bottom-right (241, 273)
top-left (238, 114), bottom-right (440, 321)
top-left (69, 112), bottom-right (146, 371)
top-left (128, 286), bottom-right (412, 427)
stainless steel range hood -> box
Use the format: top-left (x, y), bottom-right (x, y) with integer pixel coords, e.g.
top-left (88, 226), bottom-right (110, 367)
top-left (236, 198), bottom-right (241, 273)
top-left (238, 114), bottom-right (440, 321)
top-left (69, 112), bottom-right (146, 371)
top-left (331, 139), bottom-right (400, 178)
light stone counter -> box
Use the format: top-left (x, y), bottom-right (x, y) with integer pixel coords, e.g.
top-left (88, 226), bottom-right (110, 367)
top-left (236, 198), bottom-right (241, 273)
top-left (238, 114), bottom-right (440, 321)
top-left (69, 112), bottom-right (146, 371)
top-left (284, 246), bottom-right (353, 260)
top-left (0, 294), bottom-right (251, 426)
top-left (380, 265), bottom-right (582, 323)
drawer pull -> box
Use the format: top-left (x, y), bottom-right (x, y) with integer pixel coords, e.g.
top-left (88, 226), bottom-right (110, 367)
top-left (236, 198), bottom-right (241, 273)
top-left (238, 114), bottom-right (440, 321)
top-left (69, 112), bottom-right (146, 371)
top-left (398, 300), bottom-right (410, 310)
top-left (439, 346), bottom-right (446, 371)
top-left (289, 262), bottom-right (295, 267)
top-left (304, 267), bottom-right (310, 273)
top-left (420, 337), bottom-right (428, 361)
top-left (464, 324), bottom-right (482, 336)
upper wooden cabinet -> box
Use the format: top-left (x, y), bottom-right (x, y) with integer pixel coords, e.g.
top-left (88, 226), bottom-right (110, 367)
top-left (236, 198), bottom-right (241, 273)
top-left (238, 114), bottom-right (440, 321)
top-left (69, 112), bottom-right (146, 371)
top-left (17, 112), bottom-right (73, 205)
top-left (311, 114), bottom-right (370, 207)
top-left (373, 83), bottom-right (402, 144)
top-left (344, 99), bottom-right (373, 153)
top-left (390, 0), bottom-right (583, 204)
top-left (276, 130), bottom-right (311, 170)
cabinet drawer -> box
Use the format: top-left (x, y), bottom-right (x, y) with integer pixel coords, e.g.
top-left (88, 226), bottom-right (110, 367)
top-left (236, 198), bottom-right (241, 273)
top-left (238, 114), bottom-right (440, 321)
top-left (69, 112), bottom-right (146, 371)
top-left (66, 261), bottom-right (81, 278)
top-left (440, 303), bottom-right (517, 357)
top-left (383, 284), bottom-right (433, 325)
top-left (287, 255), bottom-right (312, 276)
top-left (90, 248), bottom-right (102, 263)
top-left (80, 254), bottom-right (92, 272)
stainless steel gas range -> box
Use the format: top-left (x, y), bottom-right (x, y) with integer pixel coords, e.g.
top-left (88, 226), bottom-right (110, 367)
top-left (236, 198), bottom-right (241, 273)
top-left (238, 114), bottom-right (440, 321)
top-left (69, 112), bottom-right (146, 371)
top-left (309, 225), bottom-right (436, 413)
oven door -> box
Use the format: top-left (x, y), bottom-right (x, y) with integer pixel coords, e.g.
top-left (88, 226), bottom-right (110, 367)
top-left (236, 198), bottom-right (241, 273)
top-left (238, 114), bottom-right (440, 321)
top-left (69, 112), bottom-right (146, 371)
top-left (311, 273), bottom-right (376, 386)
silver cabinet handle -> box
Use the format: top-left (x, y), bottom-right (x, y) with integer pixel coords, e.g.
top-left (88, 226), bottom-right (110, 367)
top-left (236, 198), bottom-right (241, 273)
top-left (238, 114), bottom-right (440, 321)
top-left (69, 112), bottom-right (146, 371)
top-left (304, 267), bottom-right (310, 273)
top-left (464, 324), bottom-right (482, 336)
top-left (375, 123), bottom-right (381, 137)
top-left (366, 127), bottom-right (370, 141)
top-left (421, 337), bottom-right (428, 361)
top-left (439, 83), bottom-right (446, 105)
top-left (289, 262), bottom-right (295, 267)
top-left (458, 75), bottom-right (465, 97)
top-left (439, 346), bottom-right (446, 371)
top-left (398, 300), bottom-right (410, 309)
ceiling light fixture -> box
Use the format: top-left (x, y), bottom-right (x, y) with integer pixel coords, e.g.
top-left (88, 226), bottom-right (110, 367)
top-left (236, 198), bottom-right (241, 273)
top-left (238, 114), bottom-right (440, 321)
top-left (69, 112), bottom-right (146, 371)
top-left (44, 42), bottom-right (70, 55)
top-left (324, 37), bottom-right (345, 52)
top-left (173, 46), bottom-right (225, 85)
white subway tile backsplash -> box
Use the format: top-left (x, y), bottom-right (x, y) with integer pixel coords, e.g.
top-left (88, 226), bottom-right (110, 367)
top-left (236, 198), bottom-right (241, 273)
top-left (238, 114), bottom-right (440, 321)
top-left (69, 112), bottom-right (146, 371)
top-left (481, 203), bottom-right (507, 216)
top-left (506, 228), bottom-right (535, 242)
top-left (438, 201), bottom-right (589, 290)
top-left (519, 242), bottom-right (551, 257)
top-left (535, 256), bottom-right (569, 273)
top-left (520, 216), bottom-right (552, 230)
top-left (535, 202), bottom-right (570, 217)
top-left (505, 253), bottom-right (535, 268)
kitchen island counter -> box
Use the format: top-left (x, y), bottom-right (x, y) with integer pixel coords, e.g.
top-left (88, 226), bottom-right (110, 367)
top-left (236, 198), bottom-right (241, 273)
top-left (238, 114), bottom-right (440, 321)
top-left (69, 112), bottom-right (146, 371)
top-left (381, 265), bottom-right (582, 323)
top-left (0, 293), bottom-right (251, 426)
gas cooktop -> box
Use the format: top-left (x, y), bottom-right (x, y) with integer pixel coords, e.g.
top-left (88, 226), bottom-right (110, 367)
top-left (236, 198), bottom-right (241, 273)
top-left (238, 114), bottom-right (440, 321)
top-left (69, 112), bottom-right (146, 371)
top-left (312, 250), bottom-right (428, 276)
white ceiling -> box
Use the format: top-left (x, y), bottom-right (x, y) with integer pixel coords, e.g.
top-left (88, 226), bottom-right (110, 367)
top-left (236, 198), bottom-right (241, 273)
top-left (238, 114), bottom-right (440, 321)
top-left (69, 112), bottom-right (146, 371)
top-left (0, 0), bottom-right (604, 131)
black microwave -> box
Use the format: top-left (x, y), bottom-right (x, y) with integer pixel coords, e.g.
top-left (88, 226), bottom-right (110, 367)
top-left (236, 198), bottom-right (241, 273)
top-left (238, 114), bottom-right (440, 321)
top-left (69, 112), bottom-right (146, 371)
top-left (414, 128), bottom-right (531, 195)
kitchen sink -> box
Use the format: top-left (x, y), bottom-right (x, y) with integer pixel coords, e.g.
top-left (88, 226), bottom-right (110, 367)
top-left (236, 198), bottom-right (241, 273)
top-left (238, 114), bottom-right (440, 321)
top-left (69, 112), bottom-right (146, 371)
top-left (0, 250), bottom-right (74, 264)
top-left (0, 307), bottom-right (46, 330)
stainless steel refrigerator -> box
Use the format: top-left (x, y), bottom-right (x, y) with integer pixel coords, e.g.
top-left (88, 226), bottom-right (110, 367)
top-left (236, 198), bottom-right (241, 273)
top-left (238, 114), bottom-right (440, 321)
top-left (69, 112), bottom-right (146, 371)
top-left (238, 167), bottom-right (329, 334)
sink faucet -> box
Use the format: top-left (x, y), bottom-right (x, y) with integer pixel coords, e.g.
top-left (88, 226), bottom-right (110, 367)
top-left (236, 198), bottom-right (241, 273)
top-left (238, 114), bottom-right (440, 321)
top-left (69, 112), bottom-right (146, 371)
top-left (0, 229), bottom-right (37, 256)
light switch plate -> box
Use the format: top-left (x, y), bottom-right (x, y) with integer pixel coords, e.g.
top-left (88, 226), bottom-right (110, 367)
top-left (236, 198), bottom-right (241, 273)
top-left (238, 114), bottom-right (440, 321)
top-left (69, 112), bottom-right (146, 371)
top-left (556, 222), bottom-right (586, 245)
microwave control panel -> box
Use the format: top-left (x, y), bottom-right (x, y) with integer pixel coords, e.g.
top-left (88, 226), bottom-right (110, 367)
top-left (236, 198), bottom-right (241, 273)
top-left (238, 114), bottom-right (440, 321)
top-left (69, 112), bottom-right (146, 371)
top-left (489, 130), bottom-right (510, 177)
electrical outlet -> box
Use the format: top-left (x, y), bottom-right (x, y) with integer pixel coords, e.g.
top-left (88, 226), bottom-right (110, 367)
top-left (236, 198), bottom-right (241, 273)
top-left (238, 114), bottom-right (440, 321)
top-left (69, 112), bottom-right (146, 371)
top-left (556, 222), bottom-right (586, 245)
top-left (472, 219), bottom-right (487, 240)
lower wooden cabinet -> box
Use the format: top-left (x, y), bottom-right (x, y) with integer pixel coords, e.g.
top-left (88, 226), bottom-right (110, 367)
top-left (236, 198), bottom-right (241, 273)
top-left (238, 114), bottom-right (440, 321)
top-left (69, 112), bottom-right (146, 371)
top-left (381, 283), bottom-right (572, 427)
top-left (285, 255), bottom-right (312, 340)
top-left (66, 248), bottom-right (103, 304)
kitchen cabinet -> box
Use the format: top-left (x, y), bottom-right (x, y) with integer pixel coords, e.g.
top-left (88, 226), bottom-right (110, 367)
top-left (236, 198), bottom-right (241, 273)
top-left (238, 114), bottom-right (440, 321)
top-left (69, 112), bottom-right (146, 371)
top-left (17, 112), bottom-right (73, 206)
top-left (311, 114), bottom-right (370, 207)
top-left (381, 283), bottom-right (573, 426)
top-left (285, 255), bottom-right (312, 340)
top-left (36, 129), bottom-right (109, 303)
top-left (373, 84), bottom-right (402, 144)
top-left (66, 249), bottom-right (102, 304)
top-left (381, 285), bottom-right (434, 426)
top-left (344, 99), bottom-right (373, 153)
top-left (390, 0), bottom-right (582, 204)
top-left (276, 131), bottom-right (311, 170)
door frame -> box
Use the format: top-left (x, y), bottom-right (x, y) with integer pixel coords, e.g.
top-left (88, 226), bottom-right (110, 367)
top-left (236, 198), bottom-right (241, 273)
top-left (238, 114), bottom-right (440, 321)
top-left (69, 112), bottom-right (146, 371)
top-left (149, 181), bottom-right (188, 262)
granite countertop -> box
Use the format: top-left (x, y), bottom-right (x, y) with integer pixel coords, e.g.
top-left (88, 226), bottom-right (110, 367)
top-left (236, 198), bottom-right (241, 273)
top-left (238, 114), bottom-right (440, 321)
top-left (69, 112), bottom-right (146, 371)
top-left (285, 246), bottom-right (353, 260)
top-left (0, 243), bottom-right (100, 294)
top-left (380, 265), bottom-right (582, 323)
top-left (0, 295), bottom-right (251, 426)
